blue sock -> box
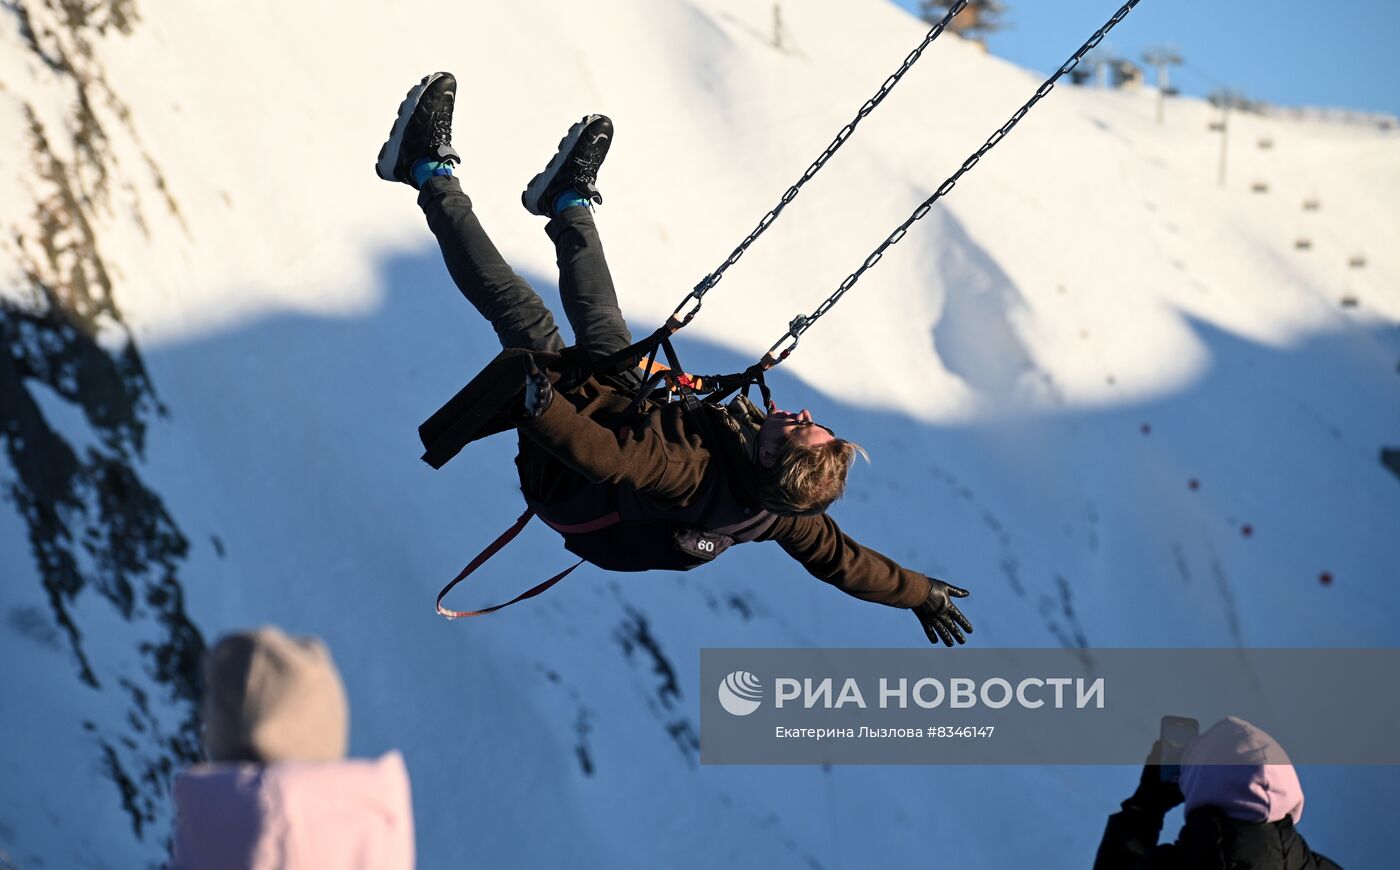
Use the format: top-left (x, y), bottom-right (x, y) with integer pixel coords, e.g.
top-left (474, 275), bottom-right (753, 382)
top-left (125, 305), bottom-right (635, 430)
top-left (552, 189), bottom-right (592, 215)
top-left (411, 159), bottom-right (455, 188)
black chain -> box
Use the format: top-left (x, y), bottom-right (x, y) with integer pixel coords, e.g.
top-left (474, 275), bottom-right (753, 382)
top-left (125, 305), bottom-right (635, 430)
top-left (668, 1), bottom-right (970, 326)
top-left (763, 0), bottom-right (1144, 365)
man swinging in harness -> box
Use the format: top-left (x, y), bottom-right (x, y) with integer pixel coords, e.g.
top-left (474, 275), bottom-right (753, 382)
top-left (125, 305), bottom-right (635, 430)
top-left (376, 72), bottom-right (975, 646)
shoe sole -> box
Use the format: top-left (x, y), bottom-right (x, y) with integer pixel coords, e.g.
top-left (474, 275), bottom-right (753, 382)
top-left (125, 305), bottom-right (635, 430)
top-left (522, 114), bottom-right (608, 215)
top-left (376, 72), bottom-right (450, 183)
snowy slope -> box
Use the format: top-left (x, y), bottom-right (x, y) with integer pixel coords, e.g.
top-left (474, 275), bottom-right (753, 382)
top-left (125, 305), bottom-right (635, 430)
top-left (2, 0), bottom-right (1397, 867)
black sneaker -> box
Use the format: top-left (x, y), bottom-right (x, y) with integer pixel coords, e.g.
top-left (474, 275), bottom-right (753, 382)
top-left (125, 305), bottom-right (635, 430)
top-left (375, 72), bottom-right (462, 187)
top-left (522, 114), bottom-right (613, 216)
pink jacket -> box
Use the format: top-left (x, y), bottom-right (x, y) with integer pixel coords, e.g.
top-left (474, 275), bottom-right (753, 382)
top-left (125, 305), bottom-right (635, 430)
top-left (171, 751), bottom-right (414, 869)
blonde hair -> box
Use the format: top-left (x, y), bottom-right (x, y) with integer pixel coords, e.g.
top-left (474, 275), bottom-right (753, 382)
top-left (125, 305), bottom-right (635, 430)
top-left (757, 437), bottom-right (868, 516)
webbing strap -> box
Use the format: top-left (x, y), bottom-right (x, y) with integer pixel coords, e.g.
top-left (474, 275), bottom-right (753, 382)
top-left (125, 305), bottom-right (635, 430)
top-left (560, 312), bottom-right (776, 413)
top-left (539, 511), bottom-right (622, 535)
top-left (700, 365), bottom-right (774, 410)
top-left (563, 322), bottom-right (680, 393)
top-left (435, 509), bottom-right (584, 620)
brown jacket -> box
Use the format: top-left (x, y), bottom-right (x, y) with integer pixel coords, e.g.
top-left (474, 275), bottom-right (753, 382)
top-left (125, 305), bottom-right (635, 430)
top-left (513, 366), bottom-right (932, 609)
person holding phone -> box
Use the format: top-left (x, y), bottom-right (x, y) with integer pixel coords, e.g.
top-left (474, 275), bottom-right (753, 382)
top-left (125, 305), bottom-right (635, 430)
top-left (1092, 716), bottom-right (1341, 869)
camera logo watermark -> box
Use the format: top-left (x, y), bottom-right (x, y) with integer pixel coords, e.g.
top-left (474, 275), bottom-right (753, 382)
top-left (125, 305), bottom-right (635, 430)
top-left (718, 671), bottom-right (764, 716)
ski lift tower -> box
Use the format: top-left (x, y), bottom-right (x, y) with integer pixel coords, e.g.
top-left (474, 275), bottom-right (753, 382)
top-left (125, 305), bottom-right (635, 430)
top-left (1142, 45), bottom-right (1183, 124)
top-left (1080, 46), bottom-right (1115, 89)
top-left (1208, 88), bottom-right (1248, 188)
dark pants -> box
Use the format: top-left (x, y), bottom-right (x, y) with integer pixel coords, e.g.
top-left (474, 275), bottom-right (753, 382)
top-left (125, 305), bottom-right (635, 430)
top-left (417, 175), bottom-right (634, 363)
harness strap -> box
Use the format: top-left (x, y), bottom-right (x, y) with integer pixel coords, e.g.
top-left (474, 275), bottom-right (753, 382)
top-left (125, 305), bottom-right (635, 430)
top-left (538, 511), bottom-right (622, 535)
top-left (690, 363), bottom-right (774, 411)
top-left (562, 322), bottom-right (681, 394)
top-left (436, 351), bottom-right (768, 621)
top-left (563, 312), bottom-right (775, 413)
top-left (435, 509), bottom-right (583, 620)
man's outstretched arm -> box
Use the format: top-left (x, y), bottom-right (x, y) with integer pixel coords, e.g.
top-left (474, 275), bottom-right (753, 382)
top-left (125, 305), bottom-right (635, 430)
top-left (762, 513), bottom-right (932, 607)
top-left (763, 513), bottom-right (974, 645)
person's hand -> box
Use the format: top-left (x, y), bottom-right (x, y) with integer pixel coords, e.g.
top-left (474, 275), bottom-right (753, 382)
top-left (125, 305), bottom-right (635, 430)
top-left (1125, 740), bottom-right (1185, 816)
top-left (521, 356), bottom-right (553, 419)
top-left (913, 578), bottom-right (973, 647)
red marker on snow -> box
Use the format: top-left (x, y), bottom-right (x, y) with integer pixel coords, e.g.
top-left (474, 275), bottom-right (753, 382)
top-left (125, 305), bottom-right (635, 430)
top-left (1241, 524), bottom-right (1254, 538)
top-left (1319, 572), bottom-right (1334, 586)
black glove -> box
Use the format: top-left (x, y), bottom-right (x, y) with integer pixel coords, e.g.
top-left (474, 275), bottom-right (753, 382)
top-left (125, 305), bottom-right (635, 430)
top-left (1124, 740), bottom-right (1185, 816)
top-left (913, 578), bottom-right (973, 647)
top-left (521, 356), bottom-right (554, 420)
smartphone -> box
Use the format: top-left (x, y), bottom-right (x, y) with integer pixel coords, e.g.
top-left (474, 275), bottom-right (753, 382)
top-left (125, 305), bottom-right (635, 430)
top-left (1159, 715), bottom-right (1200, 784)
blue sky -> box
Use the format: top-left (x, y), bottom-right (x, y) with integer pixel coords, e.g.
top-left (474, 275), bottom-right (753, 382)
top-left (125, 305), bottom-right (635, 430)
top-left (891, 0), bottom-right (1400, 117)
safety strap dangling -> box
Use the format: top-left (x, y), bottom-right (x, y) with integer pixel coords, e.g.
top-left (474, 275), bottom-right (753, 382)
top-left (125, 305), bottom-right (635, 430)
top-left (435, 510), bottom-right (582, 619)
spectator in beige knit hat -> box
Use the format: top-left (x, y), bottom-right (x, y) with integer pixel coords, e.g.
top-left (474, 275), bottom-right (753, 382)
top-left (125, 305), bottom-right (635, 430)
top-left (201, 627), bottom-right (350, 763)
top-left (171, 627), bottom-right (415, 870)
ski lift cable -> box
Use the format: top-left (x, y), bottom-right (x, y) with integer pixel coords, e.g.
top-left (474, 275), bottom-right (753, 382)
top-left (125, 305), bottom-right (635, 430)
top-left (1179, 59), bottom-right (1231, 91)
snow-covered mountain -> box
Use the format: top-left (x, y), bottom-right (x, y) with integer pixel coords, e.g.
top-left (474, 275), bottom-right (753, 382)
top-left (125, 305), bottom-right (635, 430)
top-left (2, 0), bottom-right (1396, 866)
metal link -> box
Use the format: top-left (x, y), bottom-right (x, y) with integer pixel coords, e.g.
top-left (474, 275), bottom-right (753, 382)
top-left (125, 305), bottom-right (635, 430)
top-left (765, 332), bottom-right (801, 364)
top-left (682, 0), bottom-right (970, 306)
top-left (671, 286), bottom-right (705, 324)
top-left (766, 0), bottom-right (1143, 351)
